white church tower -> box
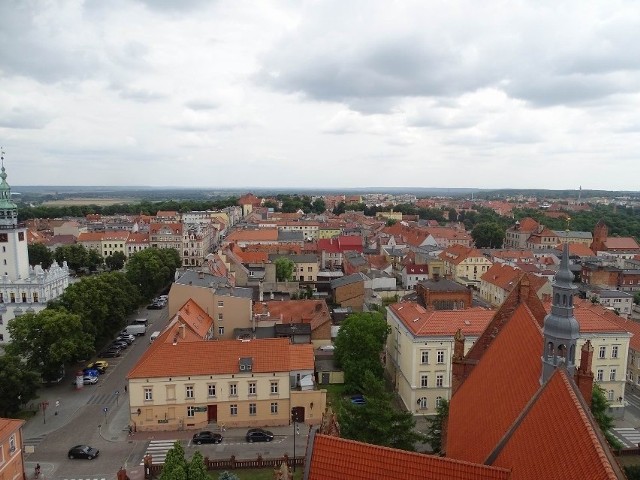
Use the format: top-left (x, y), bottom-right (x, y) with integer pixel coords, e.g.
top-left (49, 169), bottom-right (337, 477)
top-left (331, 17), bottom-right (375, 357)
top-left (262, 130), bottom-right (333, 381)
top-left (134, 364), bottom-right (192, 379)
top-left (0, 150), bottom-right (70, 344)
top-left (0, 151), bottom-right (30, 281)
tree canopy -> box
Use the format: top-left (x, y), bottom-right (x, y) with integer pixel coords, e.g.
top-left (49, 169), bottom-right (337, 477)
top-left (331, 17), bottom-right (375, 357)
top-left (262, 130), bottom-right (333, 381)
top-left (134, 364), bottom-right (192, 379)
top-left (471, 222), bottom-right (505, 248)
top-left (424, 398), bottom-right (448, 453)
top-left (28, 243), bottom-right (54, 269)
top-left (339, 371), bottom-right (423, 451)
top-left (6, 310), bottom-right (94, 381)
top-left (125, 248), bottom-right (181, 299)
top-left (334, 311), bottom-right (390, 391)
top-left (0, 354), bottom-right (40, 417)
top-left (105, 251), bottom-right (127, 271)
top-left (274, 257), bottom-right (295, 282)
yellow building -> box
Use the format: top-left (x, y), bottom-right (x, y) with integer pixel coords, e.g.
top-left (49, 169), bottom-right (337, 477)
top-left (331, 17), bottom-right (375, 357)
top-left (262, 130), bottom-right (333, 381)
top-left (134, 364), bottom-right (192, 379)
top-left (0, 418), bottom-right (25, 480)
top-left (439, 244), bottom-right (492, 288)
top-left (127, 335), bottom-right (325, 432)
top-left (168, 270), bottom-right (253, 340)
top-left (318, 226), bottom-right (342, 240)
top-left (385, 303), bottom-right (495, 415)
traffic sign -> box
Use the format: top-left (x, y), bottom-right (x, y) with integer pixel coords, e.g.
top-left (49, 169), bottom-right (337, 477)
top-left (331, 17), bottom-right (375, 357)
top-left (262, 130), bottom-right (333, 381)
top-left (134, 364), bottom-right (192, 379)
top-left (103, 407), bottom-right (108, 413)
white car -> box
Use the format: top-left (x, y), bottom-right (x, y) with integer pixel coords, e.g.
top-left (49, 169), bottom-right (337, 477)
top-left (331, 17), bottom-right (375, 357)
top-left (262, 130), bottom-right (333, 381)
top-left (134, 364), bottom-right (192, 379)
top-left (318, 345), bottom-right (336, 352)
top-left (83, 375), bottom-right (98, 385)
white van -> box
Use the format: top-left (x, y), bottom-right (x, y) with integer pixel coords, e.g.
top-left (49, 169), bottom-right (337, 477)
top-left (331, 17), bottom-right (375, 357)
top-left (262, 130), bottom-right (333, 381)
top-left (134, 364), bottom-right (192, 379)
top-left (150, 331), bottom-right (161, 343)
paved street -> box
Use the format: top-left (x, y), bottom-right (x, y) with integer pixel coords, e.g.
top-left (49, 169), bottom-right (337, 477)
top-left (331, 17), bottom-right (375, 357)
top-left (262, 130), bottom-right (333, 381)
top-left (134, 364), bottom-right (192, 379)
top-left (21, 304), bottom-right (308, 480)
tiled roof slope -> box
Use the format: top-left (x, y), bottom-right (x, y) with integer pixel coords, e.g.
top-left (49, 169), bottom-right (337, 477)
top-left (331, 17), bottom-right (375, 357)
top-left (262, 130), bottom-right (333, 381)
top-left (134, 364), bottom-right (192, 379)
top-left (127, 338), bottom-right (312, 379)
top-left (254, 300), bottom-right (331, 331)
top-left (608, 316), bottom-right (640, 351)
top-left (490, 368), bottom-right (621, 479)
top-left (307, 434), bottom-right (511, 480)
top-left (389, 303), bottom-right (494, 336)
top-left (446, 303), bottom-right (543, 464)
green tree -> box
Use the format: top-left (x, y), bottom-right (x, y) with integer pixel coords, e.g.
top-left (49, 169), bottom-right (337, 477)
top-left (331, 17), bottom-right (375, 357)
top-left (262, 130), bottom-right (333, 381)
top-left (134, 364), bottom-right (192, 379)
top-left (54, 244), bottom-right (91, 272)
top-left (86, 249), bottom-right (104, 271)
top-left (311, 198), bottom-right (326, 214)
top-left (6, 310), bottom-right (94, 381)
top-left (187, 451), bottom-right (208, 480)
top-left (386, 219), bottom-right (397, 227)
top-left (334, 312), bottom-right (390, 391)
top-left (28, 243), bottom-right (54, 269)
top-left (160, 441), bottom-right (187, 480)
top-left (332, 202), bottom-right (346, 215)
top-left (0, 354), bottom-right (40, 417)
top-left (634, 292), bottom-right (640, 305)
top-left (339, 371), bottom-right (423, 451)
top-left (105, 251), bottom-right (127, 271)
top-left (424, 398), bottom-right (448, 453)
top-left (274, 257), bottom-right (295, 282)
top-left (591, 384), bottom-right (623, 449)
top-left (471, 222), bottom-right (505, 248)
top-left (125, 248), bottom-right (180, 299)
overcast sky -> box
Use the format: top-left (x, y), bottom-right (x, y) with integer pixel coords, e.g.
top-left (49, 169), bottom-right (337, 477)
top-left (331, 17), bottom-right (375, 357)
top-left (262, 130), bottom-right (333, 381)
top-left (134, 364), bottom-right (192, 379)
top-left (1, 1), bottom-right (639, 190)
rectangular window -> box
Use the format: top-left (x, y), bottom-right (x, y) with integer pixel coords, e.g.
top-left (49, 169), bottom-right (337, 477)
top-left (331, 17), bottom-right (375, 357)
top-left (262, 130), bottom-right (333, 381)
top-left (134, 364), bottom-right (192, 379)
top-left (307, 266), bottom-right (312, 272)
top-left (185, 385), bottom-right (194, 399)
top-left (421, 351), bottom-right (429, 364)
top-left (144, 388), bottom-right (153, 401)
top-left (435, 396), bottom-right (443, 408)
top-left (437, 350), bottom-right (445, 364)
top-left (230, 404), bottom-right (238, 416)
top-left (597, 369), bottom-right (604, 381)
top-left (608, 390), bottom-right (614, 401)
top-left (270, 402), bottom-right (278, 414)
top-left (229, 384), bottom-right (237, 396)
top-left (249, 403), bottom-right (257, 415)
top-left (218, 313), bottom-right (223, 321)
top-left (436, 374), bottom-right (444, 387)
top-left (248, 382), bottom-right (256, 395)
top-left (218, 326), bottom-right (224, 335)
top-left (610, 369), bottom-right (617, 381)
top-left (9, 433), bottom-right (16, 453)
top-left (18, 232), bottom-right (24, 241)
top-left (187, 406), bottom-right (195, 417)
top-left (599, 346), bottom-right (606, 359)
top-left (270, 381), bottom-right (279, 394)
top-left (166, 385), bottom-right (176, 401)
top-left (420, 375), bottom-right (428, 388)
top-left (208, 384), bottom-right (216, 397)
top-left (612, 345), bottom-right (619, 359)
top-left (218, 300), bottom-right (224, 307)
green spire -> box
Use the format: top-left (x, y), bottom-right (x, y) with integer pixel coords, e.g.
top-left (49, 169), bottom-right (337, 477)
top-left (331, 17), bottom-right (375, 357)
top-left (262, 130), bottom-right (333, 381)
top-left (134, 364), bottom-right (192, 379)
top-left (0, 148), bottom-right (18, 222)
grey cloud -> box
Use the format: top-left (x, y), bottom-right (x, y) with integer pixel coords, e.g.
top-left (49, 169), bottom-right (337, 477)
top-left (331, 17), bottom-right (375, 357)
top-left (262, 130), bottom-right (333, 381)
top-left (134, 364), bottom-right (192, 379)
top-left (0, 107), bottom-right (51, 129)
top-left (118, 87), bottom-right (167, 103)
top-left (134, 0), bottom-right (211, 12)
top-left (185, 99), bottom-right (220, 110)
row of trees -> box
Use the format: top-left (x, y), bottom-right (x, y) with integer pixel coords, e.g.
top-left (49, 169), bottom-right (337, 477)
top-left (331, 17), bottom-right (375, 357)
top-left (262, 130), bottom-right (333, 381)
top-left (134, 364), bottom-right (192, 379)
top-left (0, 248), bottom-right (181, 416)
top-left (17, 198), bottom-right (238, 221)
top-left (333, 312), bottom-right (423, 451)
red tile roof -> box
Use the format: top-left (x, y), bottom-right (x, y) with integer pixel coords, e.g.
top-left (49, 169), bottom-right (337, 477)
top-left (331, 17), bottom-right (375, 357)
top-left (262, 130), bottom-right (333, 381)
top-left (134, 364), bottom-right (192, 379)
top-left (491, 369), bottom-right (620, 479)
top-left (406, 264), bottom-right (429, 274)
top-left (254, 300), bottom-right (331, 332)
top-left (127, 337), bottom-right (313, 379)
top-left (307, 434), bottom-right (512, 480)
top-left (446, 303), bottom-right (543, 463)
top-left (605, 237), bottom-right (640, 250)
top-left (389, 303), bottom-right (494, 336)
top-left (0, 418), bottom-right (25, 441)
top-left (541, 298), bottom-right (628, 334)
top-left (225, 229), bottom-right (279, 242)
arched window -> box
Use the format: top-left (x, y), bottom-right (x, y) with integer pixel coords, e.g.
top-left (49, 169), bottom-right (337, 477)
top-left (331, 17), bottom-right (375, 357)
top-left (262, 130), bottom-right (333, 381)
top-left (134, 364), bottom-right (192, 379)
top-left (569, 295), bottom-right (573, 307)
top-left (558, 344), bottom-right (566, 358)
top-left (570, 345), bottom-right (576, 363)
top-left (547, 341), bottom-right (554, 359)
top-left (562, 294), bottom-right (567, 306)
top-left (555, 293), bottom-right (560, 304)
top-left (435, 396), bottom-right (443, 408)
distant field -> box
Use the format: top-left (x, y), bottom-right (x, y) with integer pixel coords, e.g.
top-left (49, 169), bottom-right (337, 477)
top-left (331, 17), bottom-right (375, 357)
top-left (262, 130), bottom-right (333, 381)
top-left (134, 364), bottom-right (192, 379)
top-left (42, 198), bottom-right (137, 206)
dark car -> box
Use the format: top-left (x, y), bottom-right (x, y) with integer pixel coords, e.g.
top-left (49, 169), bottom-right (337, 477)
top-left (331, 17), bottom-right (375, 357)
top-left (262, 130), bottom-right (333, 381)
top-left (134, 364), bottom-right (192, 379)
top-left (98, 349), bottom-right (121, 358)
top-left (246, 428), bottom-right (274, 443)
top-left (111, 341), bottom-right (128, 349)
top-left (350, 394), bottom-right (366, 406)
top-left (146, 303), bottom-right (163, 310)
top-left (68, 445), bottom-right (99, 459)
top-left (192, 431), bottom-right (223, 445)
top-left (116, 335), bottom-right (135, 344)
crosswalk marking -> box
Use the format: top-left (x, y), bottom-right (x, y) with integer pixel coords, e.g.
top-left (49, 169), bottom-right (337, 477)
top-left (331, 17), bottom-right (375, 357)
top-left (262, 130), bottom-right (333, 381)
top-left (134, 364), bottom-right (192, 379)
top-left (613, 427), bottom-right (640, 447)
top-left (61, 477), bottom-right (107, 480)
top-left (86, 393), bottom-right (119, 405)
top-left (140, 440), bottom-right (179, 465)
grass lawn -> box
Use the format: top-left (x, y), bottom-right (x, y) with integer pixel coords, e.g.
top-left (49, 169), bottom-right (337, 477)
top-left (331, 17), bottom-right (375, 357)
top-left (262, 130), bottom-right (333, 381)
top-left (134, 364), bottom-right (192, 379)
top-left (210, 468), bottom-right (303, 479)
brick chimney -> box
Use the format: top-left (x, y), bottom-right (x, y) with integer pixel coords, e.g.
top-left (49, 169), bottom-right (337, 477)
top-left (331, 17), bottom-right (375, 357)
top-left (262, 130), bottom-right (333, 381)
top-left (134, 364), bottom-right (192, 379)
top-left (574, 340), bottom-right (594, 406)
top-left (451, 329), bottom-right (466, 396)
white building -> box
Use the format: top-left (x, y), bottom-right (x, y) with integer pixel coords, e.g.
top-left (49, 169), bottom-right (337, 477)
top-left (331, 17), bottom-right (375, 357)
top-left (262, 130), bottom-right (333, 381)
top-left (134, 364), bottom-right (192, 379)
top-left (0, 157), bottom-right (69, 344)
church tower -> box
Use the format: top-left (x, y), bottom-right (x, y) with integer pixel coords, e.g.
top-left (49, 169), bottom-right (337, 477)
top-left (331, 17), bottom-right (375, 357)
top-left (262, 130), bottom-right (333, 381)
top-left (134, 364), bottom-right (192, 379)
top-left (541, 243), bottom-right (579, 384)
top-left (591, 219), bottom-right (607, 254)
top-left (0, 150), bottom-right (29, 281)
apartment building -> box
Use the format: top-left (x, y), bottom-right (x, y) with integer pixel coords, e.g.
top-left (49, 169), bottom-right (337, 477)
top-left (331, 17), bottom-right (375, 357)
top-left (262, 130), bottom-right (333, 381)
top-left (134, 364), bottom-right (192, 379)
top-left (0, 418), bottom-right (25, 480)
top-left (127, 337), bottom-right (324, 431)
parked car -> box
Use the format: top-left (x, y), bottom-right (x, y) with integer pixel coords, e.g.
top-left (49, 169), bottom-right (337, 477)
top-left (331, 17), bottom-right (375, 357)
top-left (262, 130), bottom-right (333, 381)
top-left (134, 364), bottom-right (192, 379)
top-left (83, 375), bottom-right (98, 385)
top-left (192, 431), bottom-right (223, 445)
top-left (350, 394), bottom-right (366, 406)
top-left (83, 368), bottom-right (100, 377)
top-left (246, 428), bottom-right (274, 443)
top-left (116, 334), bottom-right (135, 344)
top-left (98, 349), bottom-right (121, 358)
top-left (86, 361), bottom-right (108, 373)
top-left (111, 341), bottom-right (128, 349)
top-left (68, 445), bottom-right (99, 459)
top-left (318, 344), bottom-right (336, 352)
top-left (146, 303), bottom-right (163, 310)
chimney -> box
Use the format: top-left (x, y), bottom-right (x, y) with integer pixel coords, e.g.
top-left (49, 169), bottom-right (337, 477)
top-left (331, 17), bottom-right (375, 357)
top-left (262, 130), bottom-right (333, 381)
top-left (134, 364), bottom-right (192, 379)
top-left (179, 324), bottom-right (186, 338)
top-left (574, 340), bottom-right (594, 406)
top-left (259, 282), bottom-right (264, 302)
top-left (199, 270), bottom-right (205, 279)
top-left (451, 329), bottom-right (466, 396)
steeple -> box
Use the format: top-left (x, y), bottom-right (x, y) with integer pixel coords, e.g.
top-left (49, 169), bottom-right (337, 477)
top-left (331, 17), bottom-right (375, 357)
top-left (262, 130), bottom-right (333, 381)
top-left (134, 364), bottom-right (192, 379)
top-left (0, 148), bottom-right (18, 227)
top-left (541, 243), bottom-right (579, 384)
